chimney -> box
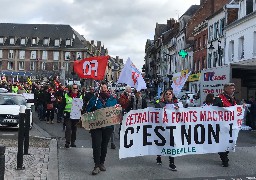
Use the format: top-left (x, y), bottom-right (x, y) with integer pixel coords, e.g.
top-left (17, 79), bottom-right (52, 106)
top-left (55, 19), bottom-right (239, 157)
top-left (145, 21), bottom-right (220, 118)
top-left (91, 40), bottom-right (94, 45)
top-left (97, 41), bottom-right (101, 48)
top-left (200, 0), bottom-right (206, 5)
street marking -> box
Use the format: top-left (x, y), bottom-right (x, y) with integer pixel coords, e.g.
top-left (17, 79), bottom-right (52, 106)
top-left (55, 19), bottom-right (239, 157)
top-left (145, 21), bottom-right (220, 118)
top-left (1, 134), bottom-right (15, 136)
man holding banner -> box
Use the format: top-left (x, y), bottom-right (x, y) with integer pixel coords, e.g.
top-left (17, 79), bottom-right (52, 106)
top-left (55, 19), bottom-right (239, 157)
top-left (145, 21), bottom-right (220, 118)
top-left (63, 84), bottom-right (83, 148)
top-left (86, 81), bottom-right (118, 175)
top-left (213, 83), bottom-right (237, 167)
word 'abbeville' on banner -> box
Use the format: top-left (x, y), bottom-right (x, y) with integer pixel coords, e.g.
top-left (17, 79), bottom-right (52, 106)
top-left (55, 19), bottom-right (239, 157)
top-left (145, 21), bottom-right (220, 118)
top-left (119, 106), bottom-right (243, 159)
top-left (81, 105), bottom-right (122, 130)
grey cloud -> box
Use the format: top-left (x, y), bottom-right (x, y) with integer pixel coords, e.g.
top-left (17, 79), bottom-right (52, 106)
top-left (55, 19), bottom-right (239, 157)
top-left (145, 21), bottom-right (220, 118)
top-left (0, 0), bottom-right (200, 69)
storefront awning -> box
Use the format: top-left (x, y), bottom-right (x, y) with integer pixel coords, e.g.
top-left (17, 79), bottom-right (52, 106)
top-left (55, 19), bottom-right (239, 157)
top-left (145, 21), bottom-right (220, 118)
top-left (0, 71), bottom-right (34, 76)
top-left (230, 58), bottom-right (256, 69)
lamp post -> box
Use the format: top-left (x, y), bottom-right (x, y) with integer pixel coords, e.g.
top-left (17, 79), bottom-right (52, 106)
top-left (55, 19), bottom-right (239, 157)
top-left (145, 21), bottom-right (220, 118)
top-left (163, 52), bottom-right (173, 89)
top-left (208, 40), bottom-right (223, 66)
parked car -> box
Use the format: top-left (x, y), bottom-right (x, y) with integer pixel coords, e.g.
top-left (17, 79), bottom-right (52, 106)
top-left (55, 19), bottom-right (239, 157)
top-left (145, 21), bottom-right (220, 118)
top-left (0, 88), bottom-right (8, 93)
top-left (179, 93), bottom-right (200, 108)
top-left (0, 93), bottom-right (33, 129)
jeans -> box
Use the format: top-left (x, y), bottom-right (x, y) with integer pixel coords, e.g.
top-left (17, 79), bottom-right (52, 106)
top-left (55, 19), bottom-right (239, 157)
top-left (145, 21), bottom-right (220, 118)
top-left (57, 107), bottom-right (64, 122)
top-left (64, 117), bottom-right (79, 144)
top-left (219, 151), bottom-right (229, 163)
top-left (90, 128), bottom-right (113, 165)
top-left (110, 125), bottom-right (116, 143)
top-left (37, 104), bottom-right (44, 120)
top-left (46, 109), bottom-right (54, 121)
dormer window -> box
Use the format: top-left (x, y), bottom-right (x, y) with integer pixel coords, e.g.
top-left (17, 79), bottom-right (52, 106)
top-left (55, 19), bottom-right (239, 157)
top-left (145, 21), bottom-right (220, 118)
top-left (20, 37), bottom-right (26, 45)
top-left (43, 38), bottom-right (50, 46)
top-left (31, 37), bottom-right (39, 45)
top-left (54, 39), bottom-right (61, 47)
top-left (10, 37), bottom-right (15, 45)
top-left (66, 39), bottom-right (71, 46)
top-left (0, 37), bottom-right (5, 44)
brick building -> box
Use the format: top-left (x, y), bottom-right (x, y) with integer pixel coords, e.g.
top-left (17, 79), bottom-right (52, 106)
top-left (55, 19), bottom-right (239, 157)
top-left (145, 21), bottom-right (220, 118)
top-left (0, 23), bottom-right (108, 83)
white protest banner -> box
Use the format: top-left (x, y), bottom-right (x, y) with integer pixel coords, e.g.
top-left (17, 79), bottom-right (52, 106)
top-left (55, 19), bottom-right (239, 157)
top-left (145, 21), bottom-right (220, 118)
top-left (22, 93), bottom-right (34, 100)
top-left (119, 105), bottom-right (243, 159)
top-left (70, 98), bottom-right (84, 119)
top-left (81, 105), bottom-right (122, 130)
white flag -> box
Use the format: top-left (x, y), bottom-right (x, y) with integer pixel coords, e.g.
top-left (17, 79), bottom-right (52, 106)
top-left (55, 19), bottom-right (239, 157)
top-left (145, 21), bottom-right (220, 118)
top-left (171, 71), bottom-right (191, 97)
top-left (117, 58), bottom-right (147, 91)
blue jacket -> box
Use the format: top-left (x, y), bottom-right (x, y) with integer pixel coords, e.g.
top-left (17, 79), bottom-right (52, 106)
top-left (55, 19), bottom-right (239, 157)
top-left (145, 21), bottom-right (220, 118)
top-left (86, 95), bottom-right (117, 129)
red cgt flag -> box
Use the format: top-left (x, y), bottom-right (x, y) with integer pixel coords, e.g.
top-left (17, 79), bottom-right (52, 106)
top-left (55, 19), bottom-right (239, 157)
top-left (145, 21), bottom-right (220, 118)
top-left (74, 56), bottom-right (109, 80)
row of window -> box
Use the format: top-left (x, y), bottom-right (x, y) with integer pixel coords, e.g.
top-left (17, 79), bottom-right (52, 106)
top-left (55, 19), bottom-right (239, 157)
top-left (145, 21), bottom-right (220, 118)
top-left (207, 49), bottom-right (223, 69)
top-left (228, 34), bottom-right (249, 62)
top-left (0, 50), bottom-right (83, 60)
top-left (0, 61), bottom-right (70, 71)
top-left (194, 34), bottom-right (207, 51)
top-left (0, 37), bottom-right (73, 47)
top-left (208, 18), bottom-right (225, 42)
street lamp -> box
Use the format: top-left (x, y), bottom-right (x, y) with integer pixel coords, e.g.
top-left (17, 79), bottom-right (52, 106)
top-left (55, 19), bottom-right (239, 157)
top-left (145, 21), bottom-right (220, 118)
top-left (208, 40), bottom-right (223, 66)
top-left (208, 41), bottom-right (215, 52)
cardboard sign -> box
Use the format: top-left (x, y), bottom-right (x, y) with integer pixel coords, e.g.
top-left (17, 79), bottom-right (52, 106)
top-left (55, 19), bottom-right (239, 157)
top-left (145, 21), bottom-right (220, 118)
top-left (81, 105), bottom-right (122, 130)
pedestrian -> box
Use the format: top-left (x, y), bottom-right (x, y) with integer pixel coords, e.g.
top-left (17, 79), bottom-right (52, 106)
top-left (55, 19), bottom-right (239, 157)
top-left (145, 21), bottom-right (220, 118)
top-left (247, 96), bottom-right (256, 130)
top-left (63, 84), bottom-right (83, 148)
top-left (155, 89), bottom-right (178, 171)
top-left (213, 83), bottom-right (236, 167)
top-left (86, 81), bottom-right (117, 175)
top-left (17, 85), bottom-right (26, 94)
top-left (130, 90), bottom-right (147, 110)
top-left (46, 87), bottom-right (56, 124)
top-left (83, 86), bottom-right (95, 110)
top-left (36, 85), bottom-right (45, 121)
top-left (118, 85), bottom-right (134, 136)
top-left (55, 85), bottom-right (65, 123)
top-left (109, 89), bottom-right (118, 150)
top-left (11, 83), bottom-right (19, 93)
top-left (203, 93), bottom-right (215, 106)
top-left (118, 85), bottom-right (133, 113)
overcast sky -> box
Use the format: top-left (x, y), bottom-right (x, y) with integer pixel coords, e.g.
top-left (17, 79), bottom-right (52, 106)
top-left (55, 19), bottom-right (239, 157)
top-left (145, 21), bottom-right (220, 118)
top-left (0, 0), bottom-right (200, 70)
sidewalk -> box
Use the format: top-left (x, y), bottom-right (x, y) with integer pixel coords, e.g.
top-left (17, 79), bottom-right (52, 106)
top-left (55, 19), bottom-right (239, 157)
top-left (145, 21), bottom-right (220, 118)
top-left (2, 123), bottom-right (58, 180)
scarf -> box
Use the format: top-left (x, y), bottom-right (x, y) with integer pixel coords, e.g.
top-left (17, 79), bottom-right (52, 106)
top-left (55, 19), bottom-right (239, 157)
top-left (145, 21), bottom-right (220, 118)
top-left (99, 92), bottom-right (110, 100)
top-left (219, 94), bottom-right (236, 107)
top-left (71, 93), bottom-right (78, 98)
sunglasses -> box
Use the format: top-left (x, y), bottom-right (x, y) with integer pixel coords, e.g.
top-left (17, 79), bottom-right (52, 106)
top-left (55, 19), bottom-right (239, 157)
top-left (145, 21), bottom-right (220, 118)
top-left (165, 93), bottom-right (173, 96)
top-left (73, 87), bottom-right (78, 89)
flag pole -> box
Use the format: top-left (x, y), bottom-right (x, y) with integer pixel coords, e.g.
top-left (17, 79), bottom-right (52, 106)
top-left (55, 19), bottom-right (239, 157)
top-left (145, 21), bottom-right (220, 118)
top-left (88, 55), bottom-right (110, 109)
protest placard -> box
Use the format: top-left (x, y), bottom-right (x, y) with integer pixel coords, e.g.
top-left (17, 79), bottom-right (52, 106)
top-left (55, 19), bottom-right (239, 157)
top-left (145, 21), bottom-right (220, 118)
top-left (81, 105), bottom-right (122, 130)
top-left (119, 105), bottom-right (244, 159)
top-left (70, 98), bottom-right (84, 119)
top-left (22, 93), bottom-right (34, 100)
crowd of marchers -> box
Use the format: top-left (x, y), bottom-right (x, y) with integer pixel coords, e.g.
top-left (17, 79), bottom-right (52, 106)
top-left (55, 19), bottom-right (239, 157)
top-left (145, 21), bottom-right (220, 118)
top-left (1, 80), bottom-right (254, 175)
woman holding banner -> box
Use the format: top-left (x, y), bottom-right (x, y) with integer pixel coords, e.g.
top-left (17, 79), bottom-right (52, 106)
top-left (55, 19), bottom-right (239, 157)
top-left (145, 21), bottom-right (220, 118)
top-left (86, 81), bottom-right (118, 175)
top-left (155, 89), bottom-right (178, 171)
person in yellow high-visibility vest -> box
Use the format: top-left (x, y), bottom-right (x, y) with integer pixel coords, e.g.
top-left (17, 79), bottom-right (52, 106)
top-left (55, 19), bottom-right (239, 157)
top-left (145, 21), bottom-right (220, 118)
top-left (11, 84), bottom-right (19, 93)
top-left (62, 84), bottom-right (83, 148)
